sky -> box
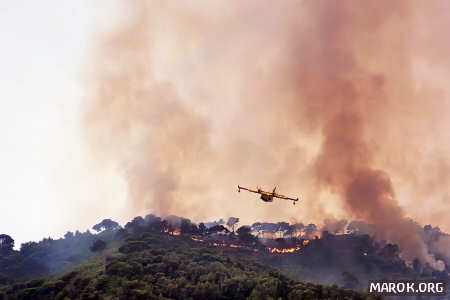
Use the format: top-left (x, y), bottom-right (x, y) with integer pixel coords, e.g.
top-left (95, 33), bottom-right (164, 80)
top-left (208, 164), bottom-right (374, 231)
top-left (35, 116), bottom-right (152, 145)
top-left (1, 1), bottom-right (450, 253)
top-left (0, 1), bottom-right (129, 247)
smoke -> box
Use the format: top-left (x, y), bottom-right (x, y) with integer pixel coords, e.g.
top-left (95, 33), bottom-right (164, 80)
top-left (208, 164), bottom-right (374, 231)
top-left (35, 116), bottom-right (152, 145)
top-left (321, 218), bottom-right (347, 234)
top-left (432, 236), bottom-right (450, 265)
top-left (84, 2), bottom-right (217, 216)
top-left (84, 1), bottom-right (450, 269)
top-left (294, 1), bottom-right (446, 269)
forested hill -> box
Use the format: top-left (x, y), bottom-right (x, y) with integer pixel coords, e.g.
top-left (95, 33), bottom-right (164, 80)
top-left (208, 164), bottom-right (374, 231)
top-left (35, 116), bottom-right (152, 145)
top-left (0, 230), bottom-right (379, 300)
top-left (1, 213), bottom-right (448, 299)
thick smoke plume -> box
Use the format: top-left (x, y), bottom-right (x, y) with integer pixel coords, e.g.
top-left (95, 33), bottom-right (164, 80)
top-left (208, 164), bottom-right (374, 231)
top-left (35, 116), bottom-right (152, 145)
top-left (84, 1), bottom-right (450, 269)
top-left (321, 218), bottom-right (347, 235)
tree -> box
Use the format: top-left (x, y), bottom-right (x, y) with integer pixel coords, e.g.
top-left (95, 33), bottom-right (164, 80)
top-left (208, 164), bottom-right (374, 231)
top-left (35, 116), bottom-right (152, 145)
top-left (20, 241), bottom-right (38, 256)
top-left (198, 223), bottom-right (207, 235)
top-left (180, 219), bottom-right (198, 235)
top-left (0, 234), bottom-right (14, 252)
top-left (167, 223), bottom-right (175, 235)
top-left (304, 224), bottom-right (317, 238)
top-left (226, 217), bottom-right (240, 233)
top-left (159, 220), bottom-right (168, 232)
top-left (381, 243), bottom-right (399, 258)
top-left (261, 223), bottom-right (278, 238)
top-left (181, 219), bottom-right (192, 234)
top-left (90, 239), bottom-right (107, 252)
top-left (251, 222), bottom-right (263, 238)
top-left (64, 231), bottom-right (74, 239)
top-left (293, 223), bottom-right (304, 237)
top-left (115, 228), bottom-right (128, 239)
top-left (144, 213), bottom-right (158, 223)
top-left (276, 222), bottom-right (290, 238)
top-left (124, 217), bottom-right (145, 233)
top-left (208, 225), bottom-right (229, 235)
top-left (145, 215), bottom-right (163, 232)
top-left (93, 219), bottom-right (120, 232)
top-left (283, 225), bottom-right (295, 238)
top-left (236, 226), bottom-right (256, 243)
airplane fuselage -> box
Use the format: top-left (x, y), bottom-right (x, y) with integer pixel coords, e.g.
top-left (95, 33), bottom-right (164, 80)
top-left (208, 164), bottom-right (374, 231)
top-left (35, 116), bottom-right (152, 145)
top-left (260, 194), bottom-right (273, 202)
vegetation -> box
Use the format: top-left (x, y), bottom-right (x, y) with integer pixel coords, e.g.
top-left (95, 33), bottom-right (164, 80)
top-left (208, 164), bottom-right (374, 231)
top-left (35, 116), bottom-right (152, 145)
top-left (1, 213), bottom-right (448, 299)
top-left (0, 229), bottom-right (120, 286)
top-left (0, 232), bottom-right (379, 300)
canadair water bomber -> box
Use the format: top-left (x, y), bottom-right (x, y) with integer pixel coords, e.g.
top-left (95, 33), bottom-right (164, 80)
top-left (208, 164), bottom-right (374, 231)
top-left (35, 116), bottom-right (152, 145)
top-left (238, 185), bottom-right (299, 205)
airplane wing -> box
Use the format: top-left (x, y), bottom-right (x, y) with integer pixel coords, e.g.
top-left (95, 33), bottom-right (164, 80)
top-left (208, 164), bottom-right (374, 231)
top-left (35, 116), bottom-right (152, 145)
top-left (238, 185), bottom-right (260, 194)
top-left (274, 193), bottom-right (299, 201)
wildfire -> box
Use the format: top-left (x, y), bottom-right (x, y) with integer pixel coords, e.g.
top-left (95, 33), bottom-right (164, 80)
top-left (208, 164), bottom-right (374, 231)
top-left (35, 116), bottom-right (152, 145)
top-left (268, 246), bottom-right (301, 254)
top-left (162, 228), bottom-right (181, 236)
top-left (190, 234), bottom-right (306, 254)
top-left (191, 237), bottom-right (204, 242)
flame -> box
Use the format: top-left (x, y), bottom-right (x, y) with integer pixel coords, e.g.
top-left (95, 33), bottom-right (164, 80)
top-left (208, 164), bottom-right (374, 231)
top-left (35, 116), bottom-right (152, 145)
top-left (191, 235), bottom-right (303, 254)
top-left (191, 237), bottom-right (204, 242)
top-left (268, 246), bottom-right (301, 254)
top-left (162, 228), bottom-right (181, 236)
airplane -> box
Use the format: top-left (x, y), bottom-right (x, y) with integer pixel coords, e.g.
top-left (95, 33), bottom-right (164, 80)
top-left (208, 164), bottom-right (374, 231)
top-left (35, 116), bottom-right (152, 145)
top-left (238, 185), bottom-right (299, 205)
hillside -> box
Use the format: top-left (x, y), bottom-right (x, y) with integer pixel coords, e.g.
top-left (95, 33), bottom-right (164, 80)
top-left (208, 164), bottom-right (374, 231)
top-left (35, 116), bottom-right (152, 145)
top-left (0, 232), bottom-right (379, 300)
top-left (1, 214), bottom-right (449, 299)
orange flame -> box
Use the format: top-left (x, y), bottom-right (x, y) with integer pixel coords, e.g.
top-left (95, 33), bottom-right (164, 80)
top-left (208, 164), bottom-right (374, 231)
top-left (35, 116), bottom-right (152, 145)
top-left (268, 246), bottom-right (301, 254)
top-left (191, 237), bottom-right (204, 242)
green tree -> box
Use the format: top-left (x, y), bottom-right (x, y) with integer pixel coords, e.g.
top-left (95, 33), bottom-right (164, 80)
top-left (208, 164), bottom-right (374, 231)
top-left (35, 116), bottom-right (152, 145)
top-left (0, 234), bottom-right (14, 252)
top-left (92, 219), bottom-right (120, 232)
top-left (90, 239), bottom-right (107, 252)
top-left (236, 226), bottom-right (256, 243)
top-left (226, 217), bottom-right (240, 233)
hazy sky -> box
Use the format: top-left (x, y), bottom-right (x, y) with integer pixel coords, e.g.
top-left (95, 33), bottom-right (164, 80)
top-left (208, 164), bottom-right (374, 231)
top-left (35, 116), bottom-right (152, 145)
top-left (0, 1), bottom-right (130, 247)
top-left (2, 1), bottom-right (450, 250)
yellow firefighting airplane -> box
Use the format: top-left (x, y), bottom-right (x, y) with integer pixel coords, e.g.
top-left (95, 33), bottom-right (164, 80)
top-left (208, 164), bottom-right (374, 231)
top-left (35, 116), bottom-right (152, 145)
top-left (238, 185), bottom-right (299, 205)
